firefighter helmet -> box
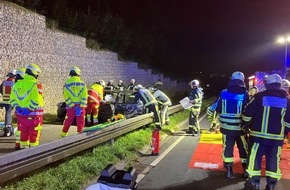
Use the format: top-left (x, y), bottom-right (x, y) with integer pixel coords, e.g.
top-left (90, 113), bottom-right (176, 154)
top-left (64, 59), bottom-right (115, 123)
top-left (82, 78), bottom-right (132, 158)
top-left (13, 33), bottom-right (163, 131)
top-left (130, 79), bottom-right (135, 83)
top-left (69, 66), bottom-right (81, 76)
top-left (264, 74), bottom-right (282, 85)
top-left (26, 63), bottom-right (41, 76)
top-left (190, 80), bottom-right (199, 86)
top-left (231, 71), bottom-right (245, 81)
top-left (136, 84), bottom-right (143, 89)
top-left (119, 80), bottom-right (123, 84)
top-left (8, 69), bottom-right (17, 76)
top-left (154, 81), bottom-right (163, 88)
top-left (98, 80), bottom-right (106, 87)
top-left (282, 79), bottom-right (290, 88)
top-left (16, 68), bottom-right (26, 78)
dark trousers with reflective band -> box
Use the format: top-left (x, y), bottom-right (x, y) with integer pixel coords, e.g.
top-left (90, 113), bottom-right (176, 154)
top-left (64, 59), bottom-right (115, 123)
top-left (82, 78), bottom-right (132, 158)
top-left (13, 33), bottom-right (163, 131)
top-left (0, 103), bottom-right (13, 126)
top-left (145, 103), bottom-right (161, 129)
top-left (247, 138), bottom-right (282, 185)
top-left (222, 134), bottom-right (248, 165)
top-left (189, 108), bottom-right (200, 131)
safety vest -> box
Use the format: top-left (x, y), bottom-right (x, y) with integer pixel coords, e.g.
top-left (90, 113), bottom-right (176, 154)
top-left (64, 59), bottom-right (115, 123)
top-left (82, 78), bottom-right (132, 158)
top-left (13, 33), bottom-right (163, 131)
top-left (189, 88), bottom-right (203, 111)
top-left (88, 84), bottom-right (104, 104)
top-left (219, 90), bottom-right (245, 132)
top-left (10, 75), bottom-right (44, 116)
top-left (64, 76), bottom-right (88, 108)
top-left (1, 77), bottom-right (15, 104)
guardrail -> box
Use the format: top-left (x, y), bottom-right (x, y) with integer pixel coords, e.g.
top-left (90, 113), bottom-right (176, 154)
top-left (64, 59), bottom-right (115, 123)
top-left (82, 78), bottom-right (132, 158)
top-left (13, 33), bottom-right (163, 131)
top-left (0, 104), bottom-right (183, 184)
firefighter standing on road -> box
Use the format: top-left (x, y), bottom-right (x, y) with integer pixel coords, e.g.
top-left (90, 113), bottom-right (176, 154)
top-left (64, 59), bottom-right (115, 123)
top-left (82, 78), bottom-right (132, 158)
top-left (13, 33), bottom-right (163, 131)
top-left (127, 79), bottom-right (136, 91)
top-left (152, 82), bottom-right (172, 126)
top-left (216, 71), bottom-right (249, 178)
top-left (14, 68), bottom-right (26, 149)
top-left (188, 79), bottom-right (203, 136)
top-left (242, 74), bottom-right (290, 190)
top-left (134, 84), bottom-right (161, 130)
top-left (0, 69), bottom-right (17, 136)
top-left (86, 80), bottom-right (105, 126)
top-left (60, 66), bottom-right (88, 138)
top-left (10, 64), bottom-right (44, 148)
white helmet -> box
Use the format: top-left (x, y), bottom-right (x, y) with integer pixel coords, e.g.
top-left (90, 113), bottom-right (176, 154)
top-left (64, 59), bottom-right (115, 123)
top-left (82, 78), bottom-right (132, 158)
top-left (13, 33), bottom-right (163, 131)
top-left (9, 69), bottom-right (17, 75)
top-left (282, 79), bottom-right (290, 88)
top-left (99, 80), bottom-right (106, 87)
top-left (231, 71), bottom-right (245, 81)
top-left (190, 80), bottom-right (199, 86)
top-left (131, 79), bottom-right (135, 83)
top-left (136, 84), bottom-right (143, 89)
top-left (264, 74), bottom-right (282, 85)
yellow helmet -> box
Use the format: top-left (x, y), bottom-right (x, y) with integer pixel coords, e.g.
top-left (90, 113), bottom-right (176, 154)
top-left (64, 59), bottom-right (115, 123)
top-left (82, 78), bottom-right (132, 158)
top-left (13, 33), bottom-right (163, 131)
top-left (69, 66), bottom-right (81, 76)
top-left (16, 68), bottom-right (26, 78)
top-left (26, 63), bottom-right (41, 76)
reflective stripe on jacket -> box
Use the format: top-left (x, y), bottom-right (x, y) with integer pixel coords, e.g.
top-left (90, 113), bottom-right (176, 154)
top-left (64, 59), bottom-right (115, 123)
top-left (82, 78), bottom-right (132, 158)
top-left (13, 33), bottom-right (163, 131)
top-left (10, 75), bottom-right (44, 115)
top-left (64, 76), bottom-right (88, 108)
top-left (1, 77), bottom-right (15, 103)
top-left (242, 89), bottom-right (290, 145)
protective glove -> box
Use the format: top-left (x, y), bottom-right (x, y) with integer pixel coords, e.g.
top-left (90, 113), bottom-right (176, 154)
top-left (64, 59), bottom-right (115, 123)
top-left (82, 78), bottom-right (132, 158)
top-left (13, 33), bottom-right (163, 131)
top-left (75, 106), bottom-right (82, 116)
top-left (16, 107), bottom-right (30, 116)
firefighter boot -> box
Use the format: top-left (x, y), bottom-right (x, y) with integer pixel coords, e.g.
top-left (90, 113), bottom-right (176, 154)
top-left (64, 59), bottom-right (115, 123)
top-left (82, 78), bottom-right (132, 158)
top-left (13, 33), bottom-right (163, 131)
top-left (243, 179), bottom-right (260, 190)
top-left (265, 178), bottom-right (277, 190)
top-left (225, 164), bottom-right (233, 178)
top-left (242, 163), bottom-right (248, 178)
top-left (187, 127), bottom-right (194, 134)
top-left (4, 125), bottom-right (14, 137)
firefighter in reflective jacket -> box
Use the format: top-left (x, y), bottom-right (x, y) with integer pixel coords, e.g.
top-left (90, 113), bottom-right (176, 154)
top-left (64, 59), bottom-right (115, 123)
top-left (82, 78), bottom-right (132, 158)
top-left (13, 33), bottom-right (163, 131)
top-left (10, 64), bottom-right (44, 149)
top-left (216, 71), bottom-right (249, 178)
top-left (206, 97), bottom-right (220, 133)
top-left (86, 80), bottom-right (105, 126)
top-left (60, 66), bottom-right (88, 138)
top-left (134, 84), bottom-right (161, 129)
top-left (14, 68), bottom-right (26, 149)
top-left (242, 74), bottom-right (290, 190)
top-left (0, 69), bottom-right (16, 136)
top-left (152, 82), bottom-right (172, 126)
top-left (188, 79), bottom-right (203, 136)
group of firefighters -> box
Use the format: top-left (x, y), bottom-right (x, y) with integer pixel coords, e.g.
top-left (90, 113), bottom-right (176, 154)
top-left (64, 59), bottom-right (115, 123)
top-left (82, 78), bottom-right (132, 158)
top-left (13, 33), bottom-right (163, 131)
top-left (0, 64), bottom-right (172, 150)
top-left (189, 71), bottom-right (290, 190)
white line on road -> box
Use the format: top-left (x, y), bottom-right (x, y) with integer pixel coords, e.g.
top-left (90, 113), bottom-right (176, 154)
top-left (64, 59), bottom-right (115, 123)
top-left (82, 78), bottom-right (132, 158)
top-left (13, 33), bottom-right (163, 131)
top-left (136, 114), bottom-right (207, 183)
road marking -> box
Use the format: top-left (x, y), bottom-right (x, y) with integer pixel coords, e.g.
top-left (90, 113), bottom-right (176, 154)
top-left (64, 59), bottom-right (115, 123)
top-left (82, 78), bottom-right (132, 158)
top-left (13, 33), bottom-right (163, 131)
top-left (136, 114), bottom-right (207, 183)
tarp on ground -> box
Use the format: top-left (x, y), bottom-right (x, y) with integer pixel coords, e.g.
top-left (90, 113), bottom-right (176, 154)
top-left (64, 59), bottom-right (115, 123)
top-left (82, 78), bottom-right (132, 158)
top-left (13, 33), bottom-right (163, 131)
top-left (188, 133), bottom-right (290, 179)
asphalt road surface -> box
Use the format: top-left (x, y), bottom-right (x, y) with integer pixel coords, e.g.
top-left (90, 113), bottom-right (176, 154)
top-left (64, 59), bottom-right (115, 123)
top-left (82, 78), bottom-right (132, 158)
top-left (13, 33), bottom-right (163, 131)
top-left (134, 116), bottom-right (289, 190)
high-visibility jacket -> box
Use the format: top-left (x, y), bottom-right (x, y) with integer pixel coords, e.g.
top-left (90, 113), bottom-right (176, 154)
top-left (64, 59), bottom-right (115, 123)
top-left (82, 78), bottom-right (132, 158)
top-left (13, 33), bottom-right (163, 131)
top-left (216, 80), bottom-right (249, 135)
top-left (134, 88), bottom-right (157, 107)
top-left (188, 87), bottom-right (203, 112)
top-left (64, 76), bottom-right (88, 108)
top-left (10, 75), bottom-right (44, 116)
top-left (88, 83), bottom-right (104, 103)
top-left (153, 89), bottom-right (172, 106)
top-left (0, 77), bottom-right (15, 104)
top-left (242, 89), bottom-right (290, 146)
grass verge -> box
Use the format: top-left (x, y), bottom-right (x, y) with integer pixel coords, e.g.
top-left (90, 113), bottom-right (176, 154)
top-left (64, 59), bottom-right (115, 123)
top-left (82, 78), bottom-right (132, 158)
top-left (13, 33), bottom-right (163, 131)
top-left (3, 97), bottom-right (216, 190)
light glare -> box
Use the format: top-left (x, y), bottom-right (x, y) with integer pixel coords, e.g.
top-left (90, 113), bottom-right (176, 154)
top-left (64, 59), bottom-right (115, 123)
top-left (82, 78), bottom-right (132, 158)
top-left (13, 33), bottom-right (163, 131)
top-left (277, 37), bottom-right (285, 44)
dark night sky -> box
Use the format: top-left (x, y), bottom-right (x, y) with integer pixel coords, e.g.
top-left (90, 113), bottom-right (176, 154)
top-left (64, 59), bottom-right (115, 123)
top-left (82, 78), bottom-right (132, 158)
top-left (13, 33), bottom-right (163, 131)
top-left (71, 0), bottom-right (290, 78)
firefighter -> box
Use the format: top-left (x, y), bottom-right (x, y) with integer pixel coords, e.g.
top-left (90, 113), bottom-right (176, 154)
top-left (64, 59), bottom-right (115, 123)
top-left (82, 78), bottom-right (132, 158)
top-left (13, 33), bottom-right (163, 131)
top-left (152, 82), bottom-right (172, 125)
top-left (242, 74), bottom-right (290, 190)
top-left (281, 79), bottom-right (290, 94)
top-left (134, 84), bottom-right (161, 130)
top-left (116, 80), bottom-right (126, 91)
top-left (216, 71), bottom-right (249, 178)
top-left (14, 67), bottom-right (26, 149)
top-left (249, 86), bottom-right (258, 99)
top-left (10, 64), bottom-right (44, 149)
top-left (105, 80), bottom-right (115, 91)
top-left (127, 79), bottom-right (136, 91)
top-left (86, 80), bottom-right (105, 126)
top-left (60, 66), bottom-right (88, 138)
top-left (188, 79), bottom-right (203, 136)
top-left (206, 97), bottom-right (220, 133)
top-left (0, 69), bottom-right (17, 137)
